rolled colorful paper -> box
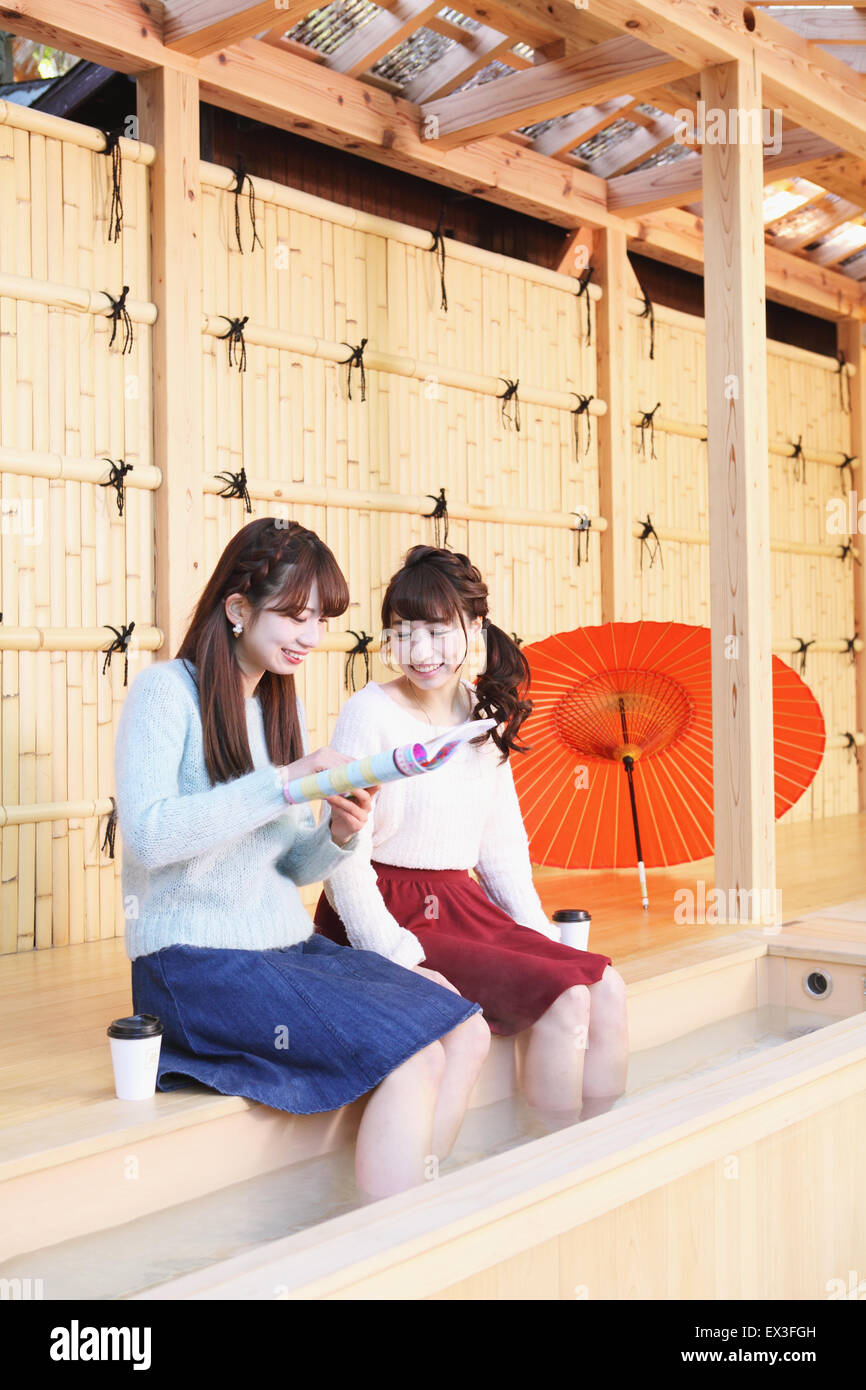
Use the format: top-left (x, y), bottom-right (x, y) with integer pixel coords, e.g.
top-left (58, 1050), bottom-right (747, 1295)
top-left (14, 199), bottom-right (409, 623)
top-left (281, 717), bottom-right (496, 805)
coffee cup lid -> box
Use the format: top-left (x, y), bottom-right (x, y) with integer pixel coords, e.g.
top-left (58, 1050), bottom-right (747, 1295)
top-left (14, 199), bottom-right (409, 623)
top-left (552, 909), bottom-right (591, 922)
top-left (107, 1013), bottom-right (163, 1039)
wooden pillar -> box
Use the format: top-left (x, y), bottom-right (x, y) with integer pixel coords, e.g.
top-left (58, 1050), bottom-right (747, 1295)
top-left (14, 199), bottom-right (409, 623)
top-left (701, 59), bottom-right (776, 923)
top-left (837, 316), bottom-right (866, 811)
top-left (137, 68), bottom-right (204, 658)
top-left (596, 224), bottom-right (634, 623)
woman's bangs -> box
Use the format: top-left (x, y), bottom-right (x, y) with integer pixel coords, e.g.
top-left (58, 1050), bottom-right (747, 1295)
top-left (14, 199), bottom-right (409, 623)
top-left (387, 569), bottom-right (460, 629)
top-left (268, 539), bottom-right (349, 619)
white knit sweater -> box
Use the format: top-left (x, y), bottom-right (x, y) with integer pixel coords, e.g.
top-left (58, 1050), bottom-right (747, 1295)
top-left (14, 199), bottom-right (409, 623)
top-left (322, 679), bottom-right (560, 966)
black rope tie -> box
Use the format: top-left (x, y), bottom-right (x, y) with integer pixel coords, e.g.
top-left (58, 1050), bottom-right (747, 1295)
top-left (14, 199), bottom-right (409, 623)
top-left (639, 288), bottom-right (655, 360)
top-left (839, 454), bottom-right (857, 496)
top-left (839, 539), bottom-right (862, 567)
top-left (837, 351), bottom-right (852, 415)
top-left (102, 621), bottom-right (135, 686)
top-left (571, 511), bottom-right (592, 567)
top-left (218, 315), bottom-right (248, 372)
top-left (215, 465), bottom-right (252, 513)
top-left (344, 630), bottom-right (374, 692)
top-left (340, 338), bottom-right (368, 402)
top-left (510, 632), bottom-right (524, 648)
top-left (231, 154), bottom-right (263, 254)
top-left (843, 731), bottom-right (862, 771)
top-left (101, 796), bottom-right (118, 860)
top-left (793, 637), bottom-right (815, 677)
top-left (844, 634), bottom-right (859, 666)
top-left (99, 458), bottom-right (134, 516)
top-left (576, 266), bottom-right (595, 346)
top-left (104, 285), bottom-right (133, 354)
top-left (429, 207), bottom-right (448, 313)
top-left (497, 378), bottom-right (521, 432)
top-left (638, 514), bottom-right (663, 570)
top-left (638, 402), bottom-right (661, 460)
top-left (101, 128), bottom-right (124, 243)
top-left (789, 435), bottom-right (805, 484)
top-left (424, 486), bottom-right (450, 548)
top-left (571, 393), bottom-right (594, 460)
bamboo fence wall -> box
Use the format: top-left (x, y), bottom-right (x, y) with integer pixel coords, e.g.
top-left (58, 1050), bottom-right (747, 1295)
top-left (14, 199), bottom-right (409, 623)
top-left (0, 103), bottom-right (860, 951)
top-left (0, 104), bottom-right (155, 953)
top-left (628, 300), bottom-right (859, 821)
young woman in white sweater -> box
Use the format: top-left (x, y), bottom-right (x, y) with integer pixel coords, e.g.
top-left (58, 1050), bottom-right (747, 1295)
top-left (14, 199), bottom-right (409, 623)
top-left (114, 519), bottom-right (489, 1199)
top-left (315, 545), bottom-right (628, 1114)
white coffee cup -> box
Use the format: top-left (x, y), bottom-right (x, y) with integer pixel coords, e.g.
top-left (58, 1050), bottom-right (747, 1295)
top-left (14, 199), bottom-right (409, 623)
top-left (107, 1014), bottom-right (164, 1100)
top-left (553, 909), bottom-right (591, 951)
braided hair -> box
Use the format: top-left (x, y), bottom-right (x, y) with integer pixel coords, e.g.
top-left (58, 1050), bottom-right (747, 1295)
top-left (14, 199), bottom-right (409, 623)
top-left (381, 545), bottom-right (532, 762)
top-left (176, 518), bottom-right (349, 784)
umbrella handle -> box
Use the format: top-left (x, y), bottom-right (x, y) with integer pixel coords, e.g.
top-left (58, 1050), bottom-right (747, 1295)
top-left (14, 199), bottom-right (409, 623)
top-left (623, 752), bottom-right (650, 911)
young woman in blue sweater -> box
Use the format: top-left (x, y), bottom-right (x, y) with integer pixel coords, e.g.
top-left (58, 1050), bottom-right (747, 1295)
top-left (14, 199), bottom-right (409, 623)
top-left (114, 517), bottom-right (489, 1199)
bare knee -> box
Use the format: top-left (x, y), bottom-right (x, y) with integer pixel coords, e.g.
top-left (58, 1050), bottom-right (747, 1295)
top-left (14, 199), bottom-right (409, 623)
top-left (447, 1010), bottom-right (491, 1064)
top-left (591, 966), bottom-right (628, 1016)
top-left (536, 985), bottom-right (590, 1034)
top-left (402, 1040), bottom-right (447, 1087)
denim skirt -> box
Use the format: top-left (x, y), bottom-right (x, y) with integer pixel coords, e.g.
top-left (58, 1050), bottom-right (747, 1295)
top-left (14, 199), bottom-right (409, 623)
top-left (130, 935), bottom-right (481, 1115)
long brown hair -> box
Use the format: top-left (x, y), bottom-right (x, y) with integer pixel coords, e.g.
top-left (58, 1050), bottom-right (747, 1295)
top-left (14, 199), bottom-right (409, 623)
top-left (380, 545), bottom-right (532, 762)
top-left (176, 518), bottom-right (349, 784)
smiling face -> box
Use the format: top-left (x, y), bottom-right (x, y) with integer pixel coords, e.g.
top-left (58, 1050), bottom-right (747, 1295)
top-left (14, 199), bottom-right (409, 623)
top-left (386, 610), bottom-right (483, 691)
top-left (225, 573), bottom-right (328, 687)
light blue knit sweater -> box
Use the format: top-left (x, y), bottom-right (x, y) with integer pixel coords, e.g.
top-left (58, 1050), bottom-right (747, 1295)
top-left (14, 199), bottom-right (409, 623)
top-left (114, 658), bottom-right (361, 959)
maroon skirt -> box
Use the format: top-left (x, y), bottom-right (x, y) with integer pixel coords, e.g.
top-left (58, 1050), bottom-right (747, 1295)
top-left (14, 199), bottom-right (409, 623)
top-left (313, 861), bottom-right (613, 1037)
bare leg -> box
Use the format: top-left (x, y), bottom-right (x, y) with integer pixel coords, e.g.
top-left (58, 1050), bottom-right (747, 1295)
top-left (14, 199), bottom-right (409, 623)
top-left (517, 985), bottom-right (591, 1111)
top-left (581, 965), bottom-right (629, 1099)
top-left (354, 1041), bottom-right (446, 1198)
top-left (429, 1013), bottom-right (491, 1161)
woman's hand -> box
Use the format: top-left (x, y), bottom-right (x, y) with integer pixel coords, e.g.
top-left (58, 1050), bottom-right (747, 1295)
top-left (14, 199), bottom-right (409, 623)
top-left (411, 965), bottom-right (461, 995)
top-left (278, 747), bottom-right (380, 848)
top-left (324, 784), bottom-right (379, 847)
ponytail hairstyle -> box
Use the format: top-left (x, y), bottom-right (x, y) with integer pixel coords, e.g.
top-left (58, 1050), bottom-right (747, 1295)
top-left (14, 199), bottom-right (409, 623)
top-left (380, 545), bottom-right (532, 763)
top-left (176, 517), bottom-right (349, 784)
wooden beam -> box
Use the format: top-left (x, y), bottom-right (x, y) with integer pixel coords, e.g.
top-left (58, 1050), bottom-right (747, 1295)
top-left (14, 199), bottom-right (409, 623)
top-left (608, 130), bottom-right (841, 216)
top-left (488, 0), bottom-right (866, 162)
top-left (837, 316), bottom-right (866, 811)
top-left (702, 56), bottom-right (776, 925)
top-left (596, 224), bottom-right (633, 623)
top-left (137, 66), bottom-right (204, 656)
top-left (531, 97), bottom-right (637, 159)
top-left (764, 8), bottom-right (866, 44)
top-left (193, 38), bottom-right (627, 230)
top-left (769, 196), bottom-right (863, 254)
top-left (420, 35), bottom-right (696, 151)
top-left (402, 20), bottom-right (515, 103)
top-left (629, 206), bottom-right (866, 319)
top-left (587, 112), bottom-right (681, 179)
top-left (328, 0), bottom-right (441, 78)
top-left (163, 1), bottom-right (313, 57)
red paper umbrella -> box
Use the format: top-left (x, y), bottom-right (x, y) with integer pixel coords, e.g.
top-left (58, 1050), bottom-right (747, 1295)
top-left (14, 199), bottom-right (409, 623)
top-left (512, 621), bottom-right (825, 905)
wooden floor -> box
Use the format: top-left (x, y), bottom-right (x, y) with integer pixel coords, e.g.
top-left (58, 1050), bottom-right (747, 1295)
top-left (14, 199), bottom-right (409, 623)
top-left (1, 812), bottom-right (865, 1158)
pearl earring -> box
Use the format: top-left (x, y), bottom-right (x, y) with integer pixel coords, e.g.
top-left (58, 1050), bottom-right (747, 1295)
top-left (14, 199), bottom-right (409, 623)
top-left (232, 622), bottom-right (243, 637)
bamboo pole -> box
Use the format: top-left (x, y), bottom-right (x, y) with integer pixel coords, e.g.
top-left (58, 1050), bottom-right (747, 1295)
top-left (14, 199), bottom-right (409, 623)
top-left (200, 313), bottom-right (609, 417)
top-left (630, 521), bottom-right (858, 561)
top-left (0, 98), bottom-right (155, 164)
top-left (628, 408), bottom-right (857, 467)
top-left (199, 160), bottom-right (605, 301)
top-left (200, 472), bottom-right (608, 532)
top-left (0, 626), bottom-right (164, 652)
top-left (0, 449), bottom-right (160, 490)
top-left (0, 271), bottom-right (155, 324)
top-left (0, 798), bottom-right (115, 828)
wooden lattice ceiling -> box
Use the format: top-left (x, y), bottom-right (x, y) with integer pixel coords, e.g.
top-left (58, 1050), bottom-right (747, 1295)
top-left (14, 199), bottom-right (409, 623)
top-left (152, 1), bottom-right (866, 283)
